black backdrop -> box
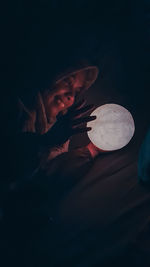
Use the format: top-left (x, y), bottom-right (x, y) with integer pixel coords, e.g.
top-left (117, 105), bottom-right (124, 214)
top-left (1, 1), bottom-right (150, 266)
top-left (1, 0), bottom-right (150, 142)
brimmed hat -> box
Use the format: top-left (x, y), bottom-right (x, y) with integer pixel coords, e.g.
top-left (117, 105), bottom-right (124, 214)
top-left (18, 61), bottom-right (99, 107)
top-left (53, 65), bottom-right (99, 93)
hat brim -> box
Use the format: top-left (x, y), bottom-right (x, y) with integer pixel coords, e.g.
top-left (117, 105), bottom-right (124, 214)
top-left (53, 66), bottom-right (99, 93)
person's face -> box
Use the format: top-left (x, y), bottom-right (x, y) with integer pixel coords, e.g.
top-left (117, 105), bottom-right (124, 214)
top-left (42, 72), bottom-right (85, 122)
top-left (42, 80), bottom-right (76, 121)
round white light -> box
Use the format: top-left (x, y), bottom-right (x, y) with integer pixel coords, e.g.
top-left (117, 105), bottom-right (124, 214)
top-left (87, 104), bottom-right (135, 151)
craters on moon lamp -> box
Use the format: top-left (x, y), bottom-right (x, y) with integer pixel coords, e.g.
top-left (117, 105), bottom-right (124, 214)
top-left (87, 104), bottom-right (135, 152)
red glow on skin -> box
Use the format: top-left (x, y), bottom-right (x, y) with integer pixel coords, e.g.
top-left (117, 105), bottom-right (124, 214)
top-left (42, 72), bottom-right (86, 122)
top-left (87, 142), bottom-right (108, 158)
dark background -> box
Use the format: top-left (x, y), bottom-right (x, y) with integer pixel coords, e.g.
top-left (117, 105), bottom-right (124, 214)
top-left (1, 2), bottom-right (150, 266)
top-left (1, 0), bottom-right (150, 141)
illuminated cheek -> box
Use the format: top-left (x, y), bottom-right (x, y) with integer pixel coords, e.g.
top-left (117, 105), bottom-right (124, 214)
top-left (66, 96), bottom-right (75, 107)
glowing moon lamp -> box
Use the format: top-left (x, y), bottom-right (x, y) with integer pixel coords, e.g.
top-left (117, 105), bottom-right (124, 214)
top-left (87, 104), bottom-right (135, 151)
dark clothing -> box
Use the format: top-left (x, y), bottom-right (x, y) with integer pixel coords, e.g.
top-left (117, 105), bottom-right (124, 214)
top-left (1, 90), bottom-right (93, 266)
top-left (1, 80), bottom-right (150, 266)
top-left (1, 146), bottom-right (92, 267)
top-left (1, 142), bottom-right (150, 267)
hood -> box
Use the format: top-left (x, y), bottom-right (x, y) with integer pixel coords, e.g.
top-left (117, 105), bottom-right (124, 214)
top-left (52, 64), bottom-right (99, 96)
top-left (14, 62), bottom-right (99, 135)
top-left (18, 61), bottom-right (99, 109)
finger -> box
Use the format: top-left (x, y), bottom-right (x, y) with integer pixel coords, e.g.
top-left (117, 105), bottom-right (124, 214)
top-left (70, 99), bottom-right (86, 111)
top-left (72, 127), bottom-right (92, 135)
top-left (72, 115), bottom-right (96, 126)
top-left (72, 104), bottom-right (95, 118)
top-left (74, 99), bottom-right (86, 110)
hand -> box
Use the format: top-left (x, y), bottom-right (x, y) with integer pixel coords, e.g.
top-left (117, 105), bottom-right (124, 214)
top-left (87, 142), bottom-right (103, 158)
top-left (42, 99), bottom-right (96, 147)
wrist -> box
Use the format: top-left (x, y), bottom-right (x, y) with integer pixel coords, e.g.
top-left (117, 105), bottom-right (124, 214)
top-left (87, 142), bottom-right (100, 158)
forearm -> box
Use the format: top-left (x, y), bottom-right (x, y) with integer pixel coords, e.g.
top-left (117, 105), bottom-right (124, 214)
top-left (43, 145), bottom-right (93, 177)
top-left (7, 132), bottom-right (71, 176)
top-left (87, 142), bottom-right (100, 158)
top-left (4, 132), bottom-right (55, 178)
